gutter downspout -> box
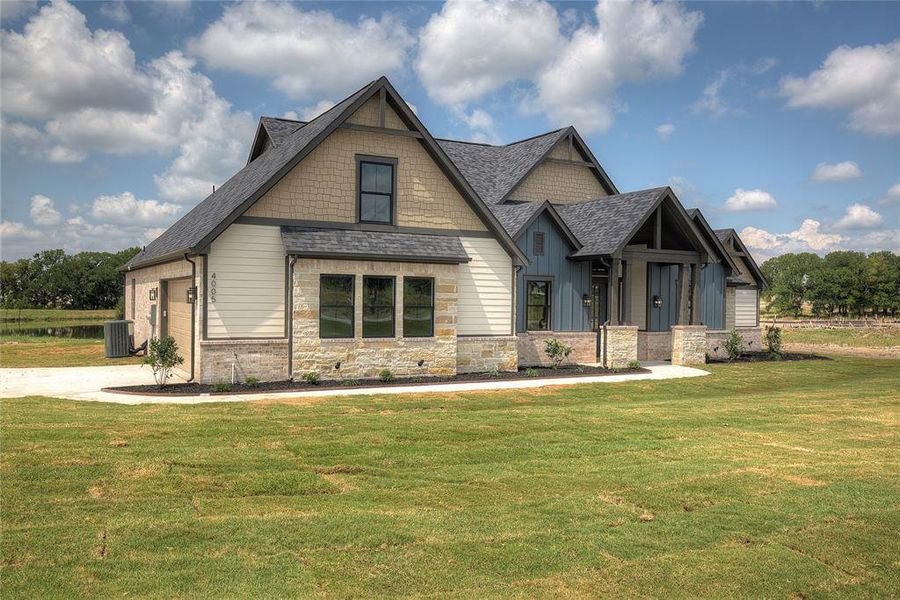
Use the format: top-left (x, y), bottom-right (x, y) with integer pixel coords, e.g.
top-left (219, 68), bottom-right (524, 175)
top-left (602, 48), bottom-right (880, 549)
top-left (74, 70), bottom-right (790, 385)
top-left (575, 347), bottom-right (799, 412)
top-left (184, 253), bottom-right (196, 382)
top-left (287, 256), bottom-right (298, 380)
top-left (596, 256), bottom-right (612, 369)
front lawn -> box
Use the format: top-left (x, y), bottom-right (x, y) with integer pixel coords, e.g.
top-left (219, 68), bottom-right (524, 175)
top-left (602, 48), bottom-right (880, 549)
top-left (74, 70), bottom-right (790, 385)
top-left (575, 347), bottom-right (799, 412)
top-left (782, 327), bottom-right (900, 349)
top-left (0, 337), bottom-right (140, 368)
top-left (2, 357), bottom-right (898, 597)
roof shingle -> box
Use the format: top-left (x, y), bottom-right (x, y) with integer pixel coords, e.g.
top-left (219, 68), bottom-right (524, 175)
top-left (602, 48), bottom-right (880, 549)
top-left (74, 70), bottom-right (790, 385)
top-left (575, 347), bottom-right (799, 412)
top-left (281, 227), bottom-right (469, 264)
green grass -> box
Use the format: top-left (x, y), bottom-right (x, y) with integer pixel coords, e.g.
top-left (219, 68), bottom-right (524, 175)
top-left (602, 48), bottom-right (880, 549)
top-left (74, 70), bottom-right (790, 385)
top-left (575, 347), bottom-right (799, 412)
top-left (0, 337), bottom-right (141, 367)
top-left (0, 308), bottom-right (117, 323)
top-left (783, 327), bottom-right (900, 348)
top-left (2, 357), bottom-right (898, 597)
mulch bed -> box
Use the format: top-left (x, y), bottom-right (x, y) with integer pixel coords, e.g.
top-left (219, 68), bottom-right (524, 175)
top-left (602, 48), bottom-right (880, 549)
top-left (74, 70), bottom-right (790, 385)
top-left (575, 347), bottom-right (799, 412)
top-left (106, 365), bottom-right (648, 396)
top-left (708, 351), bottom-right (829, 364)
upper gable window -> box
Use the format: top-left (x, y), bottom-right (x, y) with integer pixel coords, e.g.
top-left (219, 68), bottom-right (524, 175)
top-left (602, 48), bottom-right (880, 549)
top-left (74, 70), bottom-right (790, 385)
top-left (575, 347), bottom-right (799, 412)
top-left (358, 157), bottom-right (396, 224)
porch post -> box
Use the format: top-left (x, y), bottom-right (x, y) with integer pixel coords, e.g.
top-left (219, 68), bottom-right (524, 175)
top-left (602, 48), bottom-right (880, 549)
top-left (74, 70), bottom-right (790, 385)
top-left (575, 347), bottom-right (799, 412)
top-left (691, 262), bottom-right (702, 325)
top-left (677, 263), bottom-right (691, 326)
top-left (608, 258), bottom-right (620, 325)
top-left (621, 260), bottom-right (630, 325)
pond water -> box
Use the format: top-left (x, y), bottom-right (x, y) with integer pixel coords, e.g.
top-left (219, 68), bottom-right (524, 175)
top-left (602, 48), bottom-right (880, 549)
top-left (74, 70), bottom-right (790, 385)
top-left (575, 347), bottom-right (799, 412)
top-left (0, 323), bottom-right (105, 339)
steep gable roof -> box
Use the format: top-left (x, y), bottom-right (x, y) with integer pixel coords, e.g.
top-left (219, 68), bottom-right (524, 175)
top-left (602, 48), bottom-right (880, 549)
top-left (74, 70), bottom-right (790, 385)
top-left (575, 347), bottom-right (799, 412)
top-left (490, 201), bottom-right (581, 249)
top-left (686, 208), bottom-right (738, 274)
top-left (714, 228), bottom-right (767, 288)
top-left (126, 77), bottom-right (525, 270)
top-left (437, 126), bottom-right (618, 205)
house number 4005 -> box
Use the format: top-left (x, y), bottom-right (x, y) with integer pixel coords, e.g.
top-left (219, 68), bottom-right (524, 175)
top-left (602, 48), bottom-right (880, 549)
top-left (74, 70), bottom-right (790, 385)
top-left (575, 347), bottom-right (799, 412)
top-left (210, 272), bottom-right (217, 303)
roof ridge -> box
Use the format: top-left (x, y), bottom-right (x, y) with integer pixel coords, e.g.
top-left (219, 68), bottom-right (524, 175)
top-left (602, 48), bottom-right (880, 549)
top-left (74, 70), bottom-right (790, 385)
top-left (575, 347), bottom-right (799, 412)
top-left (434, 127), bottom-right (567, 148)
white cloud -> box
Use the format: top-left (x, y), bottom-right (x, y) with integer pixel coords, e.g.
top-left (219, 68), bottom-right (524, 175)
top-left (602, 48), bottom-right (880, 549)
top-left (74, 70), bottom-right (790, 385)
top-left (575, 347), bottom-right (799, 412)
top-left (723, 188), bottom-right (778, 212)
top-left (787, 219), bottom-right (843, 250)
top-left (779, 39), bottom-right (900, 135)
top-left (455, 108), bottom-right (502, 143)
top-left (99, 1), bottom-right (130, 24)
top-left (880, 183), bottom-right (900, 206)
top-left (0, 221), bottom-right (41, 240)
top-left (416, 0), bottom-right (562, 106)
top-left (0, 1), bottom-right (37, 22)
top-left (29, 195), bottom-right (62, 226)
top-left (189, 1), bottom-right (412, 101)
top-left (533, 0), bottom-right (703, 133)
top-left (693, 58), bottom-right (776, 116)
top-left (739, 226), bottom-right (781, 251)
top-left (739, 219), bottom-right (848, 261)
top-left (835, 203), bottom-right (883, 230)
top-left (810, 160), bottom-right (862, 182)
top-left (656, 122), bottom-right (675, 140)
top-left (90, 192), bottom-right (181, 225)
top-left (2, 2), bottom-right (254, 206)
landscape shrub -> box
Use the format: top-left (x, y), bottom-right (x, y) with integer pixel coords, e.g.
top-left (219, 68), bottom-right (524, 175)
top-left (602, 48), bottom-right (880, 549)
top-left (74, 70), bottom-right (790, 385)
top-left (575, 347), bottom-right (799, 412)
top-left (379, 369), bottom-right (394, 383)
top-left (244, 376), bottom-right (260, 388)
top-left (303, 372), bottom-right (320, 385)
top-left (627, 360), bottom-right (641, 370)
top-left (525, 368), bottom-right (539, 377)
top-left (142, 336), bottom-right (183, 388)
top-left (765, 326), bottom-right (783, 358)
top-left (724, 329), bottom-right (746, 361)
top-left (213, 382), bottom-right (231, 393)
top-left (544, 338), bottom-right (574, 369)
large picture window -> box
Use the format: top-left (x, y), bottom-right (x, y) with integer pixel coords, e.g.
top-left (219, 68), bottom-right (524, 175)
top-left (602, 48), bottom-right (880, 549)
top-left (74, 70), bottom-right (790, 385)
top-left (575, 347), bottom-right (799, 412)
top-left (358, 159), bottom-right (395, 224)
top-left (526, 280), bottom-right (551, 331)
top-left (319, 275), bottom-right (354, 338)
top-left (363, 276), bottom-right (395, 338)
top-left (403, 277), bottom-right (434, 337)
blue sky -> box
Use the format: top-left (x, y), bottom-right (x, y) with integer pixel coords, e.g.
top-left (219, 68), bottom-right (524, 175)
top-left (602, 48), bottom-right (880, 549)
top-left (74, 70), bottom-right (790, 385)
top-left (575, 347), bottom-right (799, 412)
top-left (1, 0), bottom-right (898, 261)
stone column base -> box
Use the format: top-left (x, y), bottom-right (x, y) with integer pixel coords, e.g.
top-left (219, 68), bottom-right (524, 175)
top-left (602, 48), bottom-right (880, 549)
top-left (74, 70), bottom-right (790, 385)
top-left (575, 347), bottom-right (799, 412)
top-left (671, 325), bottom-right (707, 365)
top-left (601, 326), bottom-right (638, 368)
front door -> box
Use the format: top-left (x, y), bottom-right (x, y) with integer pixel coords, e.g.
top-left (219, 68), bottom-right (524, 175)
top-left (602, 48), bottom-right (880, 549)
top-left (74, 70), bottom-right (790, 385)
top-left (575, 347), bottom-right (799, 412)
top-left (648, 263), bottom-right (679, 332)
top-left (162, 277), bottom-right (193, 376)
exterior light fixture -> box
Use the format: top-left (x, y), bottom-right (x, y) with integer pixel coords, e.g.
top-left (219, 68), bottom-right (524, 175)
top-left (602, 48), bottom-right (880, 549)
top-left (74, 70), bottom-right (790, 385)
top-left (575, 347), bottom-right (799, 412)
top-left (653, 295), bottom-right (663, 309)
top-left (148, 287), bottom-right (158, 301)
top-left (186, 286), bottom-right (197, 304)
top-left (582, 294), bottom-right (593, 307)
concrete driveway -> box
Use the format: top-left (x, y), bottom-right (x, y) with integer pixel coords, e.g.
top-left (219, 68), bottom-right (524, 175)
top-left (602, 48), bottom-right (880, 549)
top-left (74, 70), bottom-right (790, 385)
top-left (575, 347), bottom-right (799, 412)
top-left (0, 363), bottom-right (710, 405)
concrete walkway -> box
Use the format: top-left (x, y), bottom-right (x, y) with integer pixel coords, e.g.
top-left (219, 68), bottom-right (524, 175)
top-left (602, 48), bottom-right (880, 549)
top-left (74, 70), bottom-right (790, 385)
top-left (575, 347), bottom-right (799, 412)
top-left (1, 363), bottom-right (709, 405)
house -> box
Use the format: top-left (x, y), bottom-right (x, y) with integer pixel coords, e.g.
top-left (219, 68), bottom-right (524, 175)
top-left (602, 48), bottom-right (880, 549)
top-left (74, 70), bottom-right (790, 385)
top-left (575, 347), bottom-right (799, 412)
top-left (123, 76), bottom-right (765, 383)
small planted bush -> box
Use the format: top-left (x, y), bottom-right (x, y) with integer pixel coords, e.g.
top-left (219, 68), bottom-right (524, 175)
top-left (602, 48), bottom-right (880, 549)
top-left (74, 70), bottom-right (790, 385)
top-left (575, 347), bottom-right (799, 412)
top-left (213, 382), bottom-right (231, 393)
top-left (341, 378), bottom-right (360, 387)
top-left (379, 369), bottom-right (395, 383)
top-left (142, 336), bottom-right (183, 388)
top-left (244, 376), bottom-right (260, 388)
top-left (525, 368), bottom-right (539, 377)
top-left (303, 371), bottom-right (320, 385)
top-left (724, 329), bottom-right (746, 361)
top-left (627, 359), bottom-right (641, 370)
top-left (765, 326), bottom-right (783, 358)
top-left (544, 338), bottom-right (574, 369)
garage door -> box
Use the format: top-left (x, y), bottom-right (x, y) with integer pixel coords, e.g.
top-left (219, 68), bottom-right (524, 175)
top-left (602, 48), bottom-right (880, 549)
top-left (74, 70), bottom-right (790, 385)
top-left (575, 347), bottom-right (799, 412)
top-left (164, 277), bottom-right (193, 373)
top-left (735, 288), bottom-right (758, 327)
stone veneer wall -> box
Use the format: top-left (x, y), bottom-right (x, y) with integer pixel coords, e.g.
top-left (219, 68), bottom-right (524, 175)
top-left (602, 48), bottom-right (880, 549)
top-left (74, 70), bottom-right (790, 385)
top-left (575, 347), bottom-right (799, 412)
top-left (516, 331), bottom-right (597, 367)
top-left (599, 326), bottom-right (638, 368)
top-left (638, 332), bottom-right (672, 361)
top-left (707, 327), bottom-right (763, 359)
top-left (457, 336), bottom-right (518, 373)
top-left (199, 339), bottom-right (289, 384)
top-left (292, 258), bottom-right (459, 380)
top-left (124, 257), bottom-right (204, 381)
top-left (671, 326), bottom-right (707, 365)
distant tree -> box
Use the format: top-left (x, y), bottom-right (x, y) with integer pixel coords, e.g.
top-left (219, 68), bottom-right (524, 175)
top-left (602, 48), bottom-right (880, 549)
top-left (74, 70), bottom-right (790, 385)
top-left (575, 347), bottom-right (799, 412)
top-left (865, 251), bottom-right (900, 316)
top-left (808, 251), bottom-right (867, 316)
top-left (761, 252), bottom-right (822, 316)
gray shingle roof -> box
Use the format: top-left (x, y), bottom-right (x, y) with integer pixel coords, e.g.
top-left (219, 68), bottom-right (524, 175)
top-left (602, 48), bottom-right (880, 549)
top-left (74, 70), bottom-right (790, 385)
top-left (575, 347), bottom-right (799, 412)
top-left (714, 228), bottom-right (733, 243)
top-left (687, 208), bottom-right (739, 273)
top-left (437, 129), bottom-right (568, 204)
top-left (559, 187), bottom-right (669, 258)
top-left (281, 227), bottom-right (469, 264)
top-left (260, 117), bottom-right (305, 146)
top-left (126, 79), bottom-right (378, 269)
top-left (488, 201), bottom-right (547, 238)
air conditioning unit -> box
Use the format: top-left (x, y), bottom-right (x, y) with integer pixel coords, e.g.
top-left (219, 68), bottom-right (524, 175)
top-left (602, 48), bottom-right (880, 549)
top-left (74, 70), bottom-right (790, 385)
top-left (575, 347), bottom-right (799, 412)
top-left (104, 320), bottom-right (133, 358)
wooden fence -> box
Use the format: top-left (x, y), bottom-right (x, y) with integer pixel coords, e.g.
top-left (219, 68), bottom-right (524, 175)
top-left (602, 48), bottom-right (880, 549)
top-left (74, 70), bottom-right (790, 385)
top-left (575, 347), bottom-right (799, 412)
top-left (761, 317), bottom-right (900, 329)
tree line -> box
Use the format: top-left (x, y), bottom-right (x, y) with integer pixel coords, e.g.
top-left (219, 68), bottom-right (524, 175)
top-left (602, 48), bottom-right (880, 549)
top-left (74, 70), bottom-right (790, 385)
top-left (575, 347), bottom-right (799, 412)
top-left (761, 250), bottom-right (900, 317)
top-left (0, 248), bottom-right (140, 311)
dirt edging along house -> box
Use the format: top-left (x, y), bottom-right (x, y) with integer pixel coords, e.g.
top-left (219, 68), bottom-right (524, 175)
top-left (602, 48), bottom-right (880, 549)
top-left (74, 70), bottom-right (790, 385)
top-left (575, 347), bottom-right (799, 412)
top-left (123, 77), bottom-right (765, 384)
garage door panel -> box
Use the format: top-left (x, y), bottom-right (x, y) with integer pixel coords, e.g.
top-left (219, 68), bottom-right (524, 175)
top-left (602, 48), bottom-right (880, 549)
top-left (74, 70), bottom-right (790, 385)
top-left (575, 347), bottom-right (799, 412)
top-left (165, 278), bottom-right (192, 368)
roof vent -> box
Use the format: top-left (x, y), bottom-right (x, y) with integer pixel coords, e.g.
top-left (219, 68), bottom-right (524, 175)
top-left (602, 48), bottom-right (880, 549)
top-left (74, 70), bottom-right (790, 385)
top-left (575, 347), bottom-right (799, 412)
top-left (533, 231), bottom-right (545, 256)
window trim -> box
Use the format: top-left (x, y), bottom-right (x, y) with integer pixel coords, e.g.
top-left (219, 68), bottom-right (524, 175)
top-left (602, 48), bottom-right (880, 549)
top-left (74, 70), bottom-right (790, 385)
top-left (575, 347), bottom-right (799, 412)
top-left (525, 277), bottom-right (553, 332)
top-left (319, 274), bottom-right (355, 339)
top-left (403, 276), bottom-right (435, 338)
top-left (362, 275), bottom-right (396, 338)
top-left (356, 155), bottom-right (398, 225)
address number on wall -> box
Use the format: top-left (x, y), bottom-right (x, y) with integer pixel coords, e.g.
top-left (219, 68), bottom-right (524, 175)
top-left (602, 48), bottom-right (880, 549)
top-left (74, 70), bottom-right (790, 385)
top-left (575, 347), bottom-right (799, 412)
top-left (209, 272), bottom-right (217, 303)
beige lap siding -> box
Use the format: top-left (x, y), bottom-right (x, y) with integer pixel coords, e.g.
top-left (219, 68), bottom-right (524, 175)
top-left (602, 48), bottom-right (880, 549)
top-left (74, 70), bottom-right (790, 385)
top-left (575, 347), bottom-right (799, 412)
top-left (292, 258), bottom-right (459, 380)
top-left (206, 223), bottom-right (285, 339)
top-left (457, 237), bottom-right (514, 335)
top-left (244, 128), bottom-right (488, 232)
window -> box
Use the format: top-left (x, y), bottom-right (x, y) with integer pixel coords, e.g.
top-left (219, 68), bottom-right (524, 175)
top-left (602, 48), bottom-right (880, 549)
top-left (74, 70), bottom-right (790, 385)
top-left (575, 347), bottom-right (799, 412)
top-left (358, 159), bottom-right (394, 224)
top-left (363, 276), bottom-right (395, 337)
top-left (403, 277), bottom-right (434, 337)
top-left (319, 275), bottom-right (354, 338)
top-left (526, 280), bottom-right (551, 331)
top-left (533, 231), bottom-right (545, 256)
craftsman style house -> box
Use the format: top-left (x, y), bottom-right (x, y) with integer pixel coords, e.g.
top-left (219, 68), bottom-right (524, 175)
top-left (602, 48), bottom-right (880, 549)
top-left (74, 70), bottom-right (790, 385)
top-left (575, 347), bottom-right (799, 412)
top-left (124, 77), bottom-right (764, 383)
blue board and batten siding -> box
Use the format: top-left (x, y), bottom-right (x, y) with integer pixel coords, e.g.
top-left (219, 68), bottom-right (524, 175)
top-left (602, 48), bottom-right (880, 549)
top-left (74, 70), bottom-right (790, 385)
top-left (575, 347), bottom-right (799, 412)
top-left (648, 263), bottom-right (679, 332)
top-left (699, 263), bottom-right (726, 330)
top-left (515, 212), bottom-right (591, 332)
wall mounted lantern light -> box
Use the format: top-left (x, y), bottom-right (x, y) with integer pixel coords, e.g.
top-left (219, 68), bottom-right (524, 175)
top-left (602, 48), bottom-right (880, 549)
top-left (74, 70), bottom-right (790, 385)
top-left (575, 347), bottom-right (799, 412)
top-left (582, 294), bottom-right (593, 307)
top-left (186, 286), bottom-right (197, 304)
top-left (148, 287), bottom-right (158, 301)
top-left (653, 295), bottom-right (663, 309)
